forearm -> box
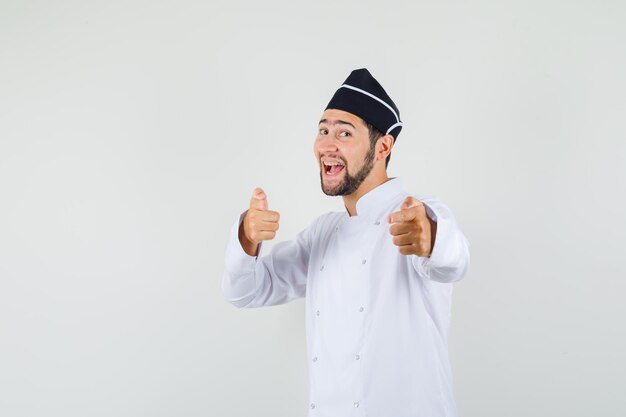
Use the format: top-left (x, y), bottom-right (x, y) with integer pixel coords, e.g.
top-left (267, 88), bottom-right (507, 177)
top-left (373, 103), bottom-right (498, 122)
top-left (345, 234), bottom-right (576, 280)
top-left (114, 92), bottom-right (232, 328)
top-left (423, 225), bottom-right (469, 283)
top-left (223, 213), bottom-right (264, 307)
top-left (222, 212), bottom-right (313, 308)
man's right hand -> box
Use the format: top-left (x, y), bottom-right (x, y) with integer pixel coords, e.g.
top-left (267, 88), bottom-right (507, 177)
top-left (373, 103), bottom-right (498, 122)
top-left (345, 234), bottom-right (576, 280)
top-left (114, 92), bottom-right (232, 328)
top-left (239, 187), bottom-right (280, 256)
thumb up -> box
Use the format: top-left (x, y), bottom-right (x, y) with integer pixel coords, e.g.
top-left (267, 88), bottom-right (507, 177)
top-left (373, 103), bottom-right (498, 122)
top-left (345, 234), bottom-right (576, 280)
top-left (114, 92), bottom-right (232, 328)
top-left (240, 188), bottom-right (281, 255)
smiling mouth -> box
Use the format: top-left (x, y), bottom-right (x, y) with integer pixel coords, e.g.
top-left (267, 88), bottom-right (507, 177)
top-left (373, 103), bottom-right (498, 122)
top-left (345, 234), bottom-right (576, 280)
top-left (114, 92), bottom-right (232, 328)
top-left (323, 161), bottom-right (345, 176)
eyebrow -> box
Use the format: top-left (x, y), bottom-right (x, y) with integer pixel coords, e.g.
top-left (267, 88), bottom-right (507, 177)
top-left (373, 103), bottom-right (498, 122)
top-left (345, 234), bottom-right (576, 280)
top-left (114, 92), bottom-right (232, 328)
top-left (318, 118), bottom-right (356, 129)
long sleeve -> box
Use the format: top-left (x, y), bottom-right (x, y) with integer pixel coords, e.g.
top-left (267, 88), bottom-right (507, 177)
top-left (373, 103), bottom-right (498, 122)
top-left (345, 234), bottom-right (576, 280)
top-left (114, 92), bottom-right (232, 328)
top-left (411, 196), bottom-right (470, 283)
top-left (222, 211), bottom-right (315, 308)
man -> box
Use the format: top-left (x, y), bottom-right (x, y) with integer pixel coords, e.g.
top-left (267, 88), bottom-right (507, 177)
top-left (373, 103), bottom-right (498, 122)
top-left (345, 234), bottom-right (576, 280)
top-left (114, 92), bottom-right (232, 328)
top-left (222, 68), bottom-right (470, 417)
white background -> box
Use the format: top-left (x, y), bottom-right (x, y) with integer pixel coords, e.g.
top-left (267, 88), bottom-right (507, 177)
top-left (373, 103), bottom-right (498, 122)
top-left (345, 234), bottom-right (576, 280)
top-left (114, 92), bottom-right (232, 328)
top-left (1, 1), bottom-right (625, 416)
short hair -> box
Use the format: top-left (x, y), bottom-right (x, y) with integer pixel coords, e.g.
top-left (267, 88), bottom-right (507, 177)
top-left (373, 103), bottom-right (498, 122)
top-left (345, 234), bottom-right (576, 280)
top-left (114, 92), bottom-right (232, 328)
top-left (364, 121), bottom-right (391, 168)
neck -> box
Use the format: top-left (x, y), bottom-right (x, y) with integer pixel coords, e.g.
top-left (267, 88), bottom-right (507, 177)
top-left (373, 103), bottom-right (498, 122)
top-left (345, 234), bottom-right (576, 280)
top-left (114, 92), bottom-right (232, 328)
top-left (342, 169), bottom-right (389, 216)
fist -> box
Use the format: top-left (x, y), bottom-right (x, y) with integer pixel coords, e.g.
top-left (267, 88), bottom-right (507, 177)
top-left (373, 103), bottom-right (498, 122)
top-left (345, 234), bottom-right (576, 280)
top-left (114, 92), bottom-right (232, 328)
top-left (241, 188), bottom-right (280, 253)
top-left (388, 196), bottom-right (436, 257)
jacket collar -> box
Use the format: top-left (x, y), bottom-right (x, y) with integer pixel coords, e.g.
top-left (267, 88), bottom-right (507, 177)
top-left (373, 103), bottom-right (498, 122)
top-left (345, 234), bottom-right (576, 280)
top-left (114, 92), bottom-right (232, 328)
top-left (350, 177), bottom-right (406, 221)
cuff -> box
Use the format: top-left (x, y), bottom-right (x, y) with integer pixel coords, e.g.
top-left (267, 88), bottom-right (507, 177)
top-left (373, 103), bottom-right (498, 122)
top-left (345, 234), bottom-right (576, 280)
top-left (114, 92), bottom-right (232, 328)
top-left (224, 210), bottom-right (261, 274)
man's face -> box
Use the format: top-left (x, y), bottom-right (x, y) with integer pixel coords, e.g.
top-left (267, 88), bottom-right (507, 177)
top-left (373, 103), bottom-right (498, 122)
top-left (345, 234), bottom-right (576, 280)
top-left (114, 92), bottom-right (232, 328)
top-left (314, 109), bottom-right (376, 196)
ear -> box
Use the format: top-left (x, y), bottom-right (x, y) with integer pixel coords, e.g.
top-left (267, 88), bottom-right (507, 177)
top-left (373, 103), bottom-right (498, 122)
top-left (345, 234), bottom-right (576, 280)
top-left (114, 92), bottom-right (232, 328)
top-left (376, 134), bottom-right (394, 162)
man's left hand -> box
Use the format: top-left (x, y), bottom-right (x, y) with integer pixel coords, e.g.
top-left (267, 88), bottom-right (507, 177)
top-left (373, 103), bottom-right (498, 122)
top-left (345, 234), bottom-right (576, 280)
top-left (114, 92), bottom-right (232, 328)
top-left (388, 196), bottom-right (437, 257)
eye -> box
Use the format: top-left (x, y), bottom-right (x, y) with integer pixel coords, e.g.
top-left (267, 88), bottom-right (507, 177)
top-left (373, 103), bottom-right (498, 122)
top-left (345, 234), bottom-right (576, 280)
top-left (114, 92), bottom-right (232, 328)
top-left (319, 128), bottom-right (328, 135)
top-left (339, 131), bottom-right (351, 137)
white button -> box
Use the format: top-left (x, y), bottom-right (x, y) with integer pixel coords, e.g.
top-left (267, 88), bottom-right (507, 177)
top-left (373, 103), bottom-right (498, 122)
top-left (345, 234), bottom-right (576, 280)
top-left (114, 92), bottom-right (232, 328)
top-left (354, 402), bottom-right (359, 408)
top-left (320, 265), bottom-right (324, 271)
top-left (359, 307), bottom-right (364, 312)
top-left (311, 403), bottom-right (316, 409)
top-left (355, 354), bottom-right (360, 360)
top-left (375, 221), bottom-right (380, 225)
top-left (316, 310), bottom-right (320, 316)
top-left (312, 356), bottom-right (318, 362)
top-left (361, 259), bottom-right (367, 264)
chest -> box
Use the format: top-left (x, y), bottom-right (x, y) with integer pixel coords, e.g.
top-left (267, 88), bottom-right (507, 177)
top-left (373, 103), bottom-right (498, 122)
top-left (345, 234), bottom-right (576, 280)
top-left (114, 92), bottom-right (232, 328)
top-left (307, 219), bottom-right (412, 316)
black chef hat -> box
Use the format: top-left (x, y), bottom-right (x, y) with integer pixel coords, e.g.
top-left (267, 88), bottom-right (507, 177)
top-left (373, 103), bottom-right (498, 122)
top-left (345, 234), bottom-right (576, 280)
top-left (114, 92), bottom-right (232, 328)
top-left (325, 68), bottom-right (403, 140)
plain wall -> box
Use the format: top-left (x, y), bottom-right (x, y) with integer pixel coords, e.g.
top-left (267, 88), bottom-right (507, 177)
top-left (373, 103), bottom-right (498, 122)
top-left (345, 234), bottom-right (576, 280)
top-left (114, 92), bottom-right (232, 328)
top-left (1, 0), bottom-right (625, 416)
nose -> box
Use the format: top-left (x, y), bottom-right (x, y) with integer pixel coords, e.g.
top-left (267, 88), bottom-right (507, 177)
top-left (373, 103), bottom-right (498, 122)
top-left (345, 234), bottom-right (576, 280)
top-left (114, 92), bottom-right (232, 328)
top-left (316, 132), bottom-right (339, 154)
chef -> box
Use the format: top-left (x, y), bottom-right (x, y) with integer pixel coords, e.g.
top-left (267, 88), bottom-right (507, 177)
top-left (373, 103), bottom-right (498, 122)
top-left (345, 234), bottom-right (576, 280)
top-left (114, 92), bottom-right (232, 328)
top-left (223, 68), bottom-right (470, 417)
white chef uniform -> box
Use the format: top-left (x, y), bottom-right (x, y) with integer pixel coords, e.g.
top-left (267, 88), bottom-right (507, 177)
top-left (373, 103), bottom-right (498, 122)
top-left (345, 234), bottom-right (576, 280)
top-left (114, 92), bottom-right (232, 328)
top-left (223, 177), bottom-right (470, 417)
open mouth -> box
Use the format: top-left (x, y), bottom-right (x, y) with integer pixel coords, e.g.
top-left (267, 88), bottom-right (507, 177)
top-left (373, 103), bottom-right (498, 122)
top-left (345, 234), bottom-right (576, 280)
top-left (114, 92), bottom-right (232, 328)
top-left (323, 161), bottom-right (345, 176)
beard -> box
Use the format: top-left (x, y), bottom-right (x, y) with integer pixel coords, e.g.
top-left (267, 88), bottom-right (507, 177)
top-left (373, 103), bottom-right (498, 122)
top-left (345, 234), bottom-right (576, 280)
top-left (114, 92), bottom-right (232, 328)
top-left (320, 144), bottom-right (376, 196)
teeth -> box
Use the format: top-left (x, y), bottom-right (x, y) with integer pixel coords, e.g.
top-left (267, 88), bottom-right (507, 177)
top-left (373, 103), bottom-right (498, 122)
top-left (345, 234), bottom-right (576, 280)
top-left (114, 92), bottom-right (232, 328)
top-left (323, 161), bottom-right (344, 166)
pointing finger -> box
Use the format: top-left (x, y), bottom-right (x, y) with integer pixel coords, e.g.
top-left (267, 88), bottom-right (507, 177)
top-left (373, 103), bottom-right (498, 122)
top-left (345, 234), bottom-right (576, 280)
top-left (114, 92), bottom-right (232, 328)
top-left (401, 196), bottom-right (423, 210)
top-left (389, 197), bottom-right (427, 224)
top-left (388, 209), bottom-right (417, 224)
